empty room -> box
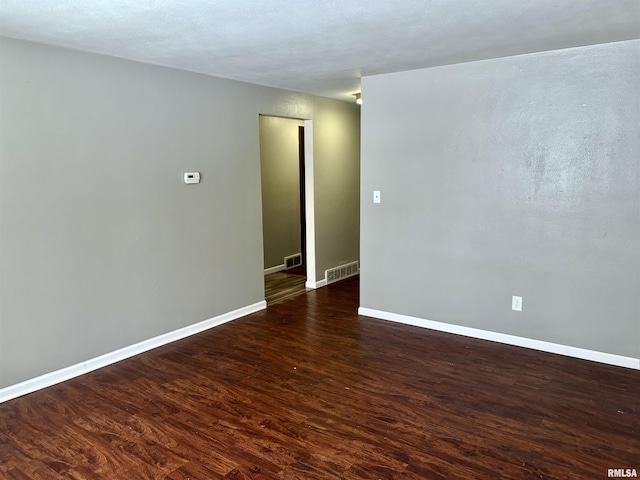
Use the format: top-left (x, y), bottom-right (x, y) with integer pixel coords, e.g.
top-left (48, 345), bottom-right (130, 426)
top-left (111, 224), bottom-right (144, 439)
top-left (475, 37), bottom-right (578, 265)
top-left (1, 1), bottom-right (639, 479)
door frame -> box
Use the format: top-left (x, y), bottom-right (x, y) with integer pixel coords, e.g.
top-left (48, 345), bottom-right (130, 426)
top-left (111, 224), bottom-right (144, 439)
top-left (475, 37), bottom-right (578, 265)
top-left (298, 125), bottom-right (307, 274)
top-left (301, 119), bottom-right (316, 287)
top-left (258, 115), bottom-right (317, 288)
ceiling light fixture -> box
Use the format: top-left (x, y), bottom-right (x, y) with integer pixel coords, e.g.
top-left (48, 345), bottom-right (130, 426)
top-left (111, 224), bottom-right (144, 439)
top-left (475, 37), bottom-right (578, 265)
top-left (354, 92), bottom-right (362, 105)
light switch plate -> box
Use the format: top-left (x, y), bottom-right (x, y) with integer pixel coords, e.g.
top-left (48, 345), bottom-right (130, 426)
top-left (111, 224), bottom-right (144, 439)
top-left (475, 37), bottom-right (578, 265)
top-left (373, 190), bottom-right (381, 203)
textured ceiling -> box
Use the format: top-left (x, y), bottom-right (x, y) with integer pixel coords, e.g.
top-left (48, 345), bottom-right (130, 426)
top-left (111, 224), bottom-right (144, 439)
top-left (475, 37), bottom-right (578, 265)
top-left (1, 1), bottom-right (639, 102)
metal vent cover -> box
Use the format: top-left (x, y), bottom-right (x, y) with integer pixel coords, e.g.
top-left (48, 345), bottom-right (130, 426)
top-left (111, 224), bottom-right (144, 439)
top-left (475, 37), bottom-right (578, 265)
top-left (325, 261), bottom-right (359, 285)
top-left (285, 253), bottom-right (302, 269)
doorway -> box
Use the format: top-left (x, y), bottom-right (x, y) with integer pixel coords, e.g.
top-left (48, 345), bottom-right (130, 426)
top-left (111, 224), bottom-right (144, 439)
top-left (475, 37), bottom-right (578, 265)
top-left (259, 116), bottom-right (311, 304)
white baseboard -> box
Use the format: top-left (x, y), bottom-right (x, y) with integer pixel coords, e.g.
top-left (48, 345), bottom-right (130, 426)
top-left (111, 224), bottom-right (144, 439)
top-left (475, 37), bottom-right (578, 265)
top-left (358, 307), bottom-right (640, 370)
top-left (306, 278), bottom-right (327, 289)
top-left (264, 264), bottom-right (285, 275)
top-left (0, 301), bottom-right (267, 404)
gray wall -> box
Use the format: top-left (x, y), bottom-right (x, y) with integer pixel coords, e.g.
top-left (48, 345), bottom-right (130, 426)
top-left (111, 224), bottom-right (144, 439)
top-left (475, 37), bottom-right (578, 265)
top-left (361, 40), bottom-right (639, 358)
top-left (0, 37), bottom-right (360, 388)
top-left (313, 106), bottom-right (361, 275)
top-left (259, 116), bottom-right (304, 270)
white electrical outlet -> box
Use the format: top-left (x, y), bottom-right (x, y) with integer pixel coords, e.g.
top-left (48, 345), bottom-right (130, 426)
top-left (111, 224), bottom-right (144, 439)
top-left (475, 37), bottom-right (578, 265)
top-left (183, 172), bottom-right (200, 184)
top-left (512, 296), bottom-right (523, 312)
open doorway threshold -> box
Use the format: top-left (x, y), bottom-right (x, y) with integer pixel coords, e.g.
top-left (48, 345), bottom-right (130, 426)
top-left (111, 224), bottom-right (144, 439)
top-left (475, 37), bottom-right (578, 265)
top-left (265, 270), bottom-right (309, 305)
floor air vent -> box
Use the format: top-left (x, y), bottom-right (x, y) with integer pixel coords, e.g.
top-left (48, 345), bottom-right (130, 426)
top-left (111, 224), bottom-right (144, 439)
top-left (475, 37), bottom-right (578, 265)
top-left (284, 253), bottom-right (303, 269)
top-left (325, 261), bottom-right (359, 285)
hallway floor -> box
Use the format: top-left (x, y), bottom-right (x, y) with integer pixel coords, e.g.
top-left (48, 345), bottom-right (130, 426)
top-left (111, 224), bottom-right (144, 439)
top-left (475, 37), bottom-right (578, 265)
top-left (264, 270), bottom-right (308, 305)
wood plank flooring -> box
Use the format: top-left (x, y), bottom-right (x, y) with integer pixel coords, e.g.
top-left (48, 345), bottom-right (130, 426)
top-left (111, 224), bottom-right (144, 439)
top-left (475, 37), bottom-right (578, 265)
top-left (264, 271), bottom-right (308, 305)
top-left (1, 276), bottom-right (638, 479)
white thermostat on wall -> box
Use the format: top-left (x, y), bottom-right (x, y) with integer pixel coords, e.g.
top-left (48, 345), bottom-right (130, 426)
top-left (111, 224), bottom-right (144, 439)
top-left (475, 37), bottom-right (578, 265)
top-left (183, 172), bottom-right (200, 184)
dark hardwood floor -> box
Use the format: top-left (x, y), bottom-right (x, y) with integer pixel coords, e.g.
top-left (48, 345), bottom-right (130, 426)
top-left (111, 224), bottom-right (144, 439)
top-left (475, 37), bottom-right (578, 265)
top-left (1, 276), bottom-right (638, 479)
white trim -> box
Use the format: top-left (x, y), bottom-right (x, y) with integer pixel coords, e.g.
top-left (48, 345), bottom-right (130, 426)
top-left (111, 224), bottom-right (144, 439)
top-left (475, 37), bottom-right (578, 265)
top-left (0, 301), bottom-right (267, 404)
top-left (303, 120), bottom-right (316, 288)
top-left (305, 278), bottom-right (327, 289)
top-left (264, 264), bottom-right (285, 275)
top-left (358, 307), bottom-right (640, 370)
